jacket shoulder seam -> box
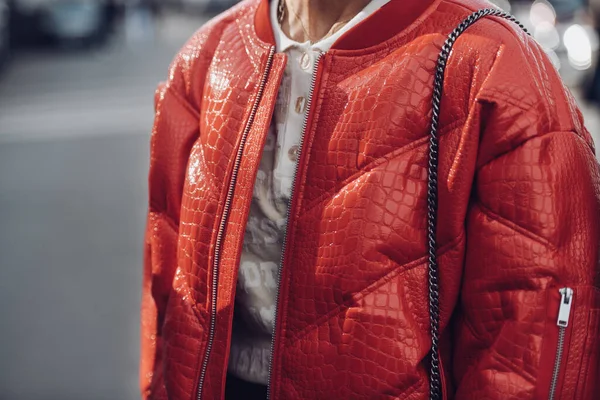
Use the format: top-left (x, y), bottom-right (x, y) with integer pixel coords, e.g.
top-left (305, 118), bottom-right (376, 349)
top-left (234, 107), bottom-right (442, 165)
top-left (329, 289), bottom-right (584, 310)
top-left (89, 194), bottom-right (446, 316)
top-left (477, 130), bottom-right (587, 170)
top-left (162, 84), bottom-right (200, 119)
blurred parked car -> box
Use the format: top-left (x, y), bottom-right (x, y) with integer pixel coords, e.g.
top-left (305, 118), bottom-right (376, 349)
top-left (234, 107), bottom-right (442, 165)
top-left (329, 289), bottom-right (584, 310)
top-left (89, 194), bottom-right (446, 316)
top-left (11, 0), bottom-right (124, 46)
top-left (163, 0), bottom-right (238, 13)
top-left (0, 0), bottom-right (9, 65)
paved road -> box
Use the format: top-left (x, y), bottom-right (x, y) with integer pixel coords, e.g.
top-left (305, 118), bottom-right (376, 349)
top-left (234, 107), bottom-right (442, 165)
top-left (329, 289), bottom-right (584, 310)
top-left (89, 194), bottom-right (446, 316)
top-left (0, 12), bottom-right (205, 143)
top-left (0, 135), bottom-right (148, 400)
top-left (0, 10), bottom-right (599, 400)
top-left (0, 12), bottom-right (207, 400)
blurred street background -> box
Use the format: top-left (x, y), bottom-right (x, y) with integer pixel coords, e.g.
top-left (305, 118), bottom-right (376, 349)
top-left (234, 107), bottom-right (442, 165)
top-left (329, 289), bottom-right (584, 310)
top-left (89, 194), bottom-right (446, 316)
top-left (0, 0), bottom-right (599, 399)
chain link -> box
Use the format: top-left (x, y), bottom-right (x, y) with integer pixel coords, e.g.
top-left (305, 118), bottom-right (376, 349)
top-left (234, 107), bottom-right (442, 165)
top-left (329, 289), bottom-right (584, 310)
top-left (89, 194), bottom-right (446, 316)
top-left (427, 9), bottom-right (528, 399)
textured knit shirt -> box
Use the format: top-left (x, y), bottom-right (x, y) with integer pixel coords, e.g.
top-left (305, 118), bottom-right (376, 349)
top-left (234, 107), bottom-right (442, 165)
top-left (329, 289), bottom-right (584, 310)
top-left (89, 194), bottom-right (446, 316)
top-left (227, 0), bottom-right (391, 385)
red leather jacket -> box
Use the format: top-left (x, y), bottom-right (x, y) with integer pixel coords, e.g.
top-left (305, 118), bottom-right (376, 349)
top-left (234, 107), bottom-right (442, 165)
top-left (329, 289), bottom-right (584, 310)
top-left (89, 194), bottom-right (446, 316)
top-left (141, 0), bottom-right (600, 398)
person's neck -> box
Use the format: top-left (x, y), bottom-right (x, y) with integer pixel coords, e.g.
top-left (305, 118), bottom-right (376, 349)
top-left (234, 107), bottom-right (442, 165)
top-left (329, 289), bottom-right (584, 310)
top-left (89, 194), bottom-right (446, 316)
top-left (281, 0), bottom-right (372, 43)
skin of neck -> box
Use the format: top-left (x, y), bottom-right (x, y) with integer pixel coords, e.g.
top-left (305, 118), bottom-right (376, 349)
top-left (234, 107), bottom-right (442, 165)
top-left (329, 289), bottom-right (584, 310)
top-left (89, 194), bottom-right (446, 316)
top-left (282, 0), bottom-right (372, 43)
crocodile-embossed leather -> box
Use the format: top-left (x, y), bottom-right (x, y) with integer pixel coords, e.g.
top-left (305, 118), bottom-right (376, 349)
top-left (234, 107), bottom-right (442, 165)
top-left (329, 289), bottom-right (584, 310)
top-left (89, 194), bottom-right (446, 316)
top-left (141, 0), bottom-right (600, 399)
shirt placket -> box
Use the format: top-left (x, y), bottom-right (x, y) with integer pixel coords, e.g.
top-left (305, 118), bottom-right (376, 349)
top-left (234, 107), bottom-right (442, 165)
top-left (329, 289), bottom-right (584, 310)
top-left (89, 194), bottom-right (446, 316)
top-left (274, 45), bottom-right (315, 198)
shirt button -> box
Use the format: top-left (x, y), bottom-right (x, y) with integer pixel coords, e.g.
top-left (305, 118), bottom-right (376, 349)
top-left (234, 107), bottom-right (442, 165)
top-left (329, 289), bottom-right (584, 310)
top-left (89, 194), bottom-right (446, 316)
top-left (295, 96), bottom-right (307, 114)
top-left (299, 52), bottom-right (311, 70)
top-left (288, 145), bottom-right (300, 162)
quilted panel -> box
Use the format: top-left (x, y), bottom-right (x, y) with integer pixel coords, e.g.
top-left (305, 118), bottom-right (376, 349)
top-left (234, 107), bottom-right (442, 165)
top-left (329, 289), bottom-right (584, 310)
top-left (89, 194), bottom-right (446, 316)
top-left (277, 244), bottom-right (465, 399)
top-left (300, 33), bottom-right (491, 210)
top-left (161, 291), bottom-right (208, 400)
top-left (283, 150), bottom-right (431, 337)
top-left (198, 34), bottom-right (259, 191)
top-left (200, 54), bottom-right (288, 400)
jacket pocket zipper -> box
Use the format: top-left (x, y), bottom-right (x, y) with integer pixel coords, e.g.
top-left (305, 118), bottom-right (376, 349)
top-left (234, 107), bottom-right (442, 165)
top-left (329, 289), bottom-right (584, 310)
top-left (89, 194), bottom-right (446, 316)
top-left (548, 287), bottom-right (574, 400)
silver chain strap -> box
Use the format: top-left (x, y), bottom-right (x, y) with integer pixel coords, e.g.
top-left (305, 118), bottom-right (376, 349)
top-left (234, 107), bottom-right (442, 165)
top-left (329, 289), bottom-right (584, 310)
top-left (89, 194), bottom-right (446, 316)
top-left (427, 8), bottom-right (528, 399)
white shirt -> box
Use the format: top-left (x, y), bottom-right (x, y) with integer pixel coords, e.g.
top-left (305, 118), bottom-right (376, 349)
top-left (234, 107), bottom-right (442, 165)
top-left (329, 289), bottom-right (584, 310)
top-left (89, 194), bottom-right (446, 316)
top-left (270, 0), bottom-right (391, 196)
top-left (227, 0), bottom-right (391, 385)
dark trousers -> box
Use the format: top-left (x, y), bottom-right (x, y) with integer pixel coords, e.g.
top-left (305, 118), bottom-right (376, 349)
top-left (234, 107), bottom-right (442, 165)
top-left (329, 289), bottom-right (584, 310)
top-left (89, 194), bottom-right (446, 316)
top-left (225, 373), bottom-right (268, 400)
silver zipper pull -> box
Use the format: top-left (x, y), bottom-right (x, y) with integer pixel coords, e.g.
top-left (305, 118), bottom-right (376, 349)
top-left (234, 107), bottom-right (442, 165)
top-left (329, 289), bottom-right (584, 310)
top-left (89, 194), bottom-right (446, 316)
top-left (557, 287), bottom-right (574, 328)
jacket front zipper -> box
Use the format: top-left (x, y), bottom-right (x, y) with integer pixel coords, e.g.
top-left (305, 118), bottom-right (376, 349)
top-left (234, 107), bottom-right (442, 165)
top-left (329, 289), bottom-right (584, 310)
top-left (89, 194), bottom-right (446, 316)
top-left (266, 51), bottom-right (325, 400)
top-left (195, 46), bottom-right (276, 400)
top-left (548, 287), bottom-right (574, 400)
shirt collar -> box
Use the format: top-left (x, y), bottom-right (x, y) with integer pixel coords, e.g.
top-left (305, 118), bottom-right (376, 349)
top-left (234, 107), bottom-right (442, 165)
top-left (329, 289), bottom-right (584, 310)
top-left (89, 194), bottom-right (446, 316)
top-left (269, 0), bottom-right (391, 53)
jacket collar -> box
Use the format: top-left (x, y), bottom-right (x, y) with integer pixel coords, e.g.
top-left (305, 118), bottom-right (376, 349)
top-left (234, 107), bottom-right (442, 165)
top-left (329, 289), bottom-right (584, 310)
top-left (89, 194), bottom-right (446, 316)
top-left (254, 0), bottom-right (441, 51)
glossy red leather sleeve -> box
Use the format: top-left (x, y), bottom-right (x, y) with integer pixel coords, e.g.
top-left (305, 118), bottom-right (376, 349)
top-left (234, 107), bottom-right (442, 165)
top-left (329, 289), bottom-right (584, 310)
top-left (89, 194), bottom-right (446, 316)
top-left (141, 77), bottom-right (200, 398)
top-left (451, 36), bottom-right (600, 399)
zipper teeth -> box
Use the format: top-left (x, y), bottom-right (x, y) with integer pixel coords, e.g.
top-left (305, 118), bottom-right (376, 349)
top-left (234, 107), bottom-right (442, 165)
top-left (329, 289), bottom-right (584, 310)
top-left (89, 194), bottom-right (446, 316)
top-left (266, 51), bottom-right (325, 400)
top-left (548, 326), bottom-right (566, 400)
top-left (548, 287), bottom-right (573, 400)
top-left (196, 46), bottom-right (276, 400)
